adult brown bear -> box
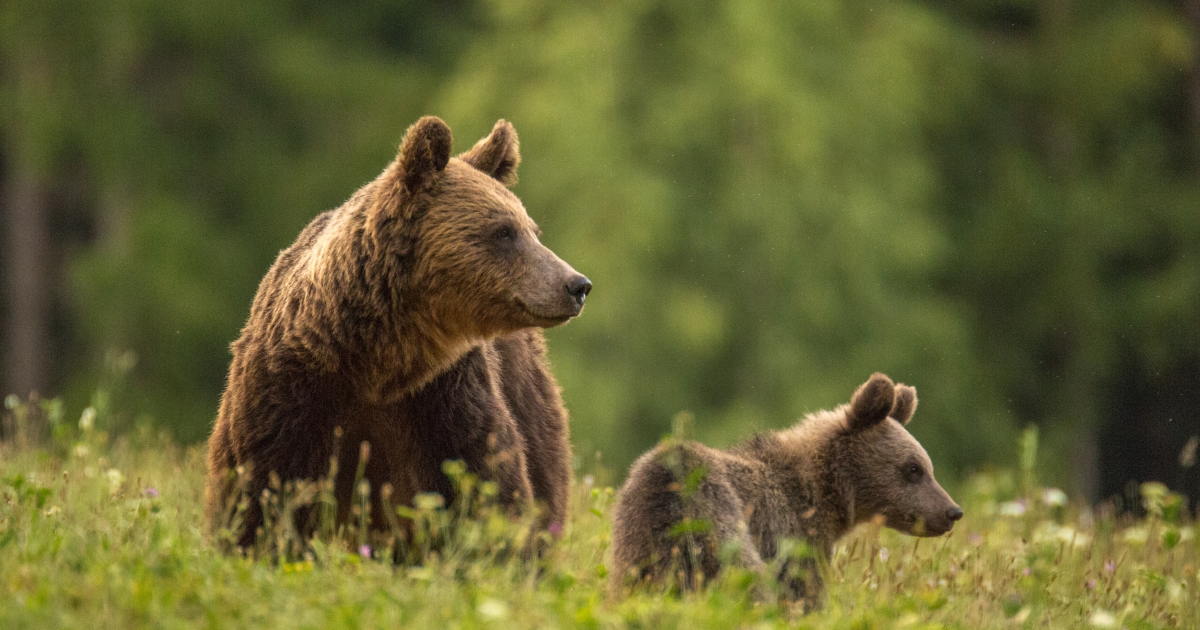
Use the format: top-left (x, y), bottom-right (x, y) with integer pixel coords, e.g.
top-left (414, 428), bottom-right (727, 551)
top-left (204, 117), bottom-right (590, 548)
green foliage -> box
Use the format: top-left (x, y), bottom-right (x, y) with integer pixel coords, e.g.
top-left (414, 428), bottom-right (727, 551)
top-left (2, 434), bottom-right (1199, 627)
top-left (435, 0), bottom-right (991, 473)
top-left (2, 0), bottom-right (1198, 491)
top-left (668, 517), bottom-right (714, 539)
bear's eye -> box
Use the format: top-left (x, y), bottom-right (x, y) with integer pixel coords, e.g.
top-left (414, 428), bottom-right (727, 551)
top-left (904, 462), bottom-right (923, 482)
top-left (493, 225), bottom-right (516, 242)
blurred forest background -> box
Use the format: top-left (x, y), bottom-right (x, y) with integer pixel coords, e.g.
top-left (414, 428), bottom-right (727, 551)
top-left (2, 0), bottom-right (1199, 506)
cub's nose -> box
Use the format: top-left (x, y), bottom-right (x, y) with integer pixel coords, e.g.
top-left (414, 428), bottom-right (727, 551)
top-left (566, 274), bottom-right (592, 307)
top-left (947, 506), bottom-right (964, 522)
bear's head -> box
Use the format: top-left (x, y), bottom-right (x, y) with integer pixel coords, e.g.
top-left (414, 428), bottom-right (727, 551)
top-left (839, 373), bottom-right (963, 536)
top-left (372, 116), bottom-right (591, 340)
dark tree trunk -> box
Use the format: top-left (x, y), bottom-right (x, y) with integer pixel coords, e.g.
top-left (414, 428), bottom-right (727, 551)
top-left (3, 159), bottom-right (50, 401)
top-left (1186, 0), bottom-right (1200, 166)
top-left (1037, 0), bottom-right (1075, 175)
top-left (1036, 0), bottom-right (1099, 501)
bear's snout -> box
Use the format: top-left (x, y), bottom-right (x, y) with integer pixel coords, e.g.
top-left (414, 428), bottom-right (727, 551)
top-left (565, 274), bottom-right (592, 309)
top-left (512, 247), bottom-right (591, 327)
top-left (918, 503), bottom-right (963, 536)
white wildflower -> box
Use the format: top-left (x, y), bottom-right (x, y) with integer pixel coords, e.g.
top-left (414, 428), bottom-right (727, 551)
top-left (998, 500), bottom-right (1027, 517)
top-left (477, 598), bottom-right (510, 621)
top-left (1088, 610), bottom-right (1117, 628)
top-left (1042, 487), bottom-right (1067, 507)
top-left (1122, 527), bottom-right (1149, 545)
top-left (106, 468), bottom-right (125, 495)
top-left (1033, 521), bottom-right (1093, 548)
top-left (1167, 578), bottom-right (1183, 602)
top-left (79, 407), bottom-right (96, 431)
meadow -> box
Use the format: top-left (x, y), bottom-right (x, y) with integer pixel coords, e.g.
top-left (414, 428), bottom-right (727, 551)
top-left (1, 398), bottom-right (1196, 629)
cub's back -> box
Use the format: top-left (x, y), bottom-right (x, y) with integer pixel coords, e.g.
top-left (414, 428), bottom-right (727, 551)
top-left (609, 441), bottom-right (763, 590)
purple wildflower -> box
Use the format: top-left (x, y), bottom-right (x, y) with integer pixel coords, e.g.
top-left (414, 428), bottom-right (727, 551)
top-left (144, 487), bottom-right (159, 499)
top-left (358, 544), bottom-right (372, 559)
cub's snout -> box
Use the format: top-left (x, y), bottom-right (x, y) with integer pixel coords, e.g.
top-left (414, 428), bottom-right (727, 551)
top-left (912, 504), bottom-right (963, 537)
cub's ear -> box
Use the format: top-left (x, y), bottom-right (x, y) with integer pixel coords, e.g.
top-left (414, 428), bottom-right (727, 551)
top-left (396, 116), bottom-right (452, 192)
top-left (846, 373), bottom-right (896, 433)
top-left (890, 384), bottom-right (918, 425)
top-left (457, 119), bottom-right (521, 187)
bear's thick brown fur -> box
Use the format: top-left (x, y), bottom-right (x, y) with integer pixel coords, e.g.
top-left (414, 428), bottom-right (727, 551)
top-left (205, 117), bottom-right (590, 548)
top-left (609, 373), bottom-right (961, 606)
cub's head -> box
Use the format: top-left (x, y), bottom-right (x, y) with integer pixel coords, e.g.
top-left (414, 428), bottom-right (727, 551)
top-left (375, 116), bottom-right (590, 339)
top-left (841, 373), bottom-right (962, 537)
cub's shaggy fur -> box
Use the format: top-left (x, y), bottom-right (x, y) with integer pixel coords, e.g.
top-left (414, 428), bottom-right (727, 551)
top-left (610, 373), bottom-right (961, 605)
top-left (205, 117), bottom-right (590, 548)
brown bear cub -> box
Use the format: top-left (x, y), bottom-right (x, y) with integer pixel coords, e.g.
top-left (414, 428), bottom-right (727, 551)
top-left (609, 373), bottom-right (961, 606)
top-left (205, 117), bottom-right (590, 549)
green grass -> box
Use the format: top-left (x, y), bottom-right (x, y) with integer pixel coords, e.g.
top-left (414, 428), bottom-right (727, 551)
top-left (1, 408), bottom-right (1197, 629)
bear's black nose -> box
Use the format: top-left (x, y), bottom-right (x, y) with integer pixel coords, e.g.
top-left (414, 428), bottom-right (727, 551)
top-left (947, 506), bottom-right (963, 522)
top-left (566, 275), bottom-right (592, 307)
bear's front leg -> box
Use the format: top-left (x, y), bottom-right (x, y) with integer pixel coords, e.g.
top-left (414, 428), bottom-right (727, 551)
top-left (399, 345), bottom-right (535, 516)
top-left (492, 331), bottom-right (572, 532)
top-left (469, 409), bottom-right (536, 514)
top-left (776, 556), bottom-right (824, 611)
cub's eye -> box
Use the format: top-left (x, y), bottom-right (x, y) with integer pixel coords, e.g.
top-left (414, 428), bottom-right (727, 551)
top-left (904, 463), bottom-right (923, 482)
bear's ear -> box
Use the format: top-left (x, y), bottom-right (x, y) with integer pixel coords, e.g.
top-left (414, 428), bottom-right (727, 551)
top-left (396, 116), bottom-right (452, 193)
top-left (890, 384), bottom-right (918, 425)
top-left (846, 373), bottom-right (896, 433)
top-left (457, 119), bottom-right (521, 187)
